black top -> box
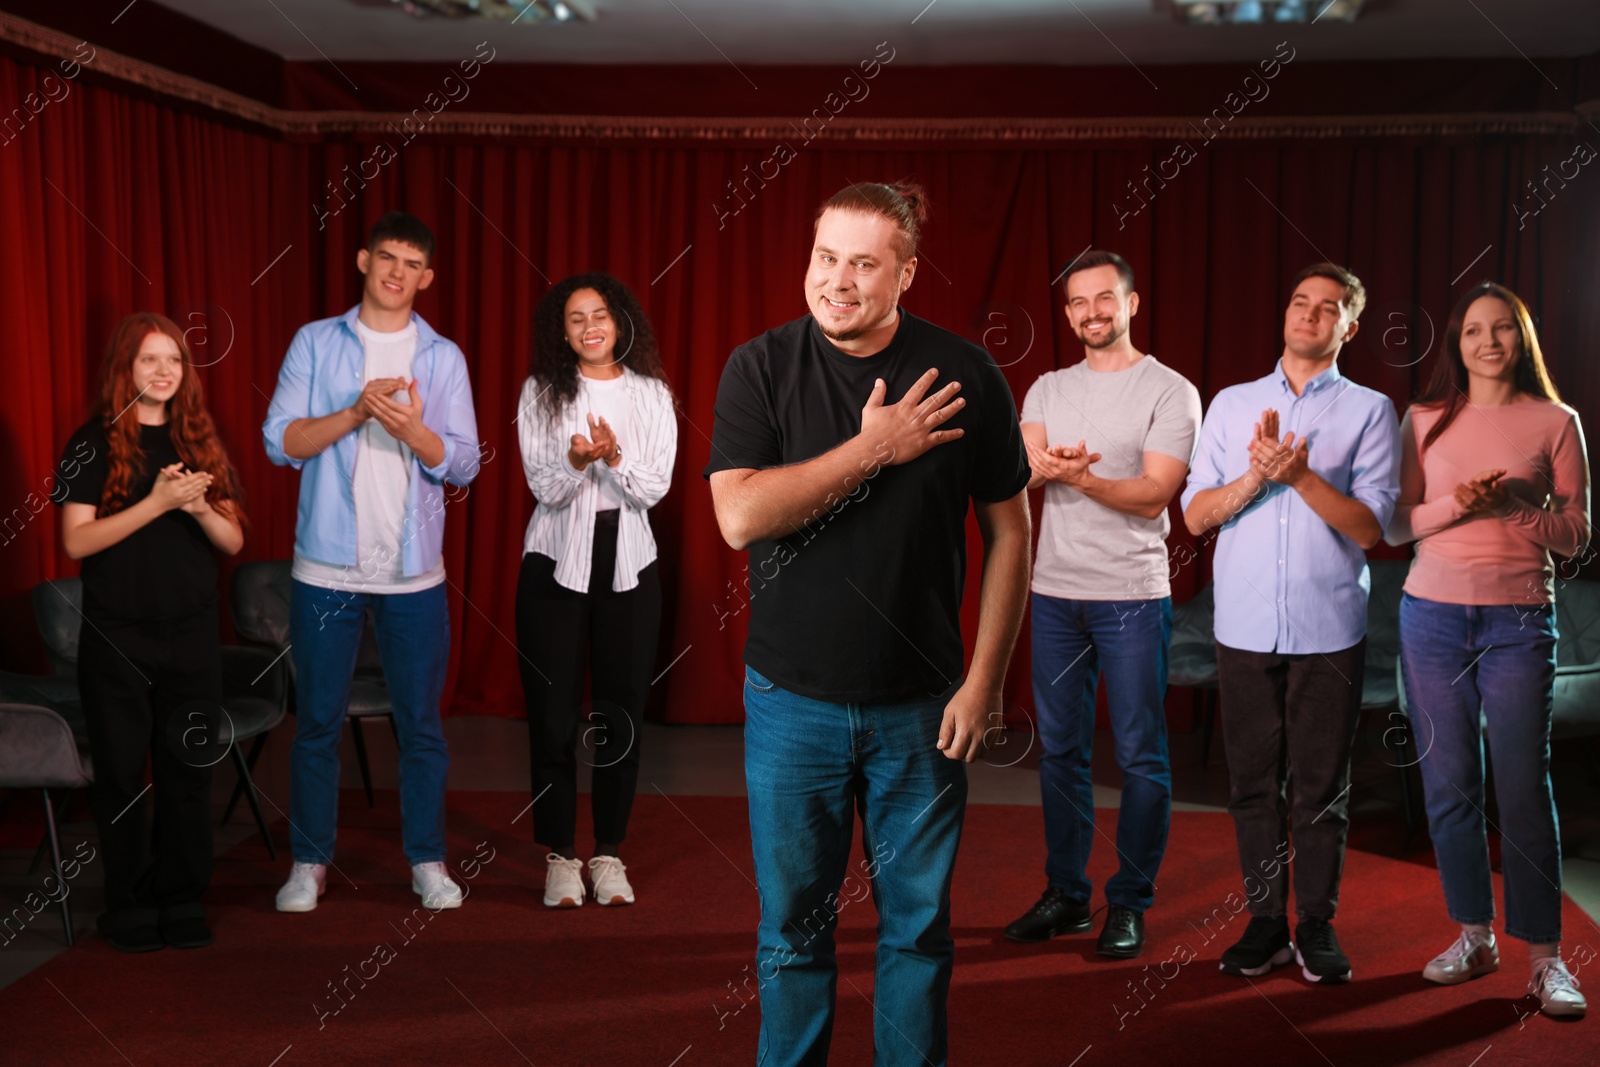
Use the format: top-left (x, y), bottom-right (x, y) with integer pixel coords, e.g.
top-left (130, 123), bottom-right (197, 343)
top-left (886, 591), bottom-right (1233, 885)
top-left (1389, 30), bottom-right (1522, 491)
top-left (704, 310), bottom-right (1030, 703)
top-left (56, 420), bottom-right (219, 624)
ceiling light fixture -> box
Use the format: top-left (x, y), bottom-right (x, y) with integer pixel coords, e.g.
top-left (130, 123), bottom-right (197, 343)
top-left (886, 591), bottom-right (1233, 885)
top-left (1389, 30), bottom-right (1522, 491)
top-left (359, 0), bottom-right (596, 21)
top-left (1168, 0), bottom-right (1365, 23)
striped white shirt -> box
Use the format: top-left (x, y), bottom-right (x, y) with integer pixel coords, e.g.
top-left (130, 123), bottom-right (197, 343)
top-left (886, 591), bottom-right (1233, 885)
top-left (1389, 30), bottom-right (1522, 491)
top-left (516, 370), bottom-right (677, 593)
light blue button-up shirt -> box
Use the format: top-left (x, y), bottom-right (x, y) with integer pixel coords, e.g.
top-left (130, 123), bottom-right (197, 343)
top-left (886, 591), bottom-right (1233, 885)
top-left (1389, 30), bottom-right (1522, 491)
top-left (262, 307), bottom-right (482, 578)
top-left (1181, 359), bottom-right (1400, 654)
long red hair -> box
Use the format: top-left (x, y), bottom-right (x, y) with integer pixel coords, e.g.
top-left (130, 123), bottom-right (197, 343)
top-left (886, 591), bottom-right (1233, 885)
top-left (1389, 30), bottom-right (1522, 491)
top-left (94, 313), bottom-right (247, 525)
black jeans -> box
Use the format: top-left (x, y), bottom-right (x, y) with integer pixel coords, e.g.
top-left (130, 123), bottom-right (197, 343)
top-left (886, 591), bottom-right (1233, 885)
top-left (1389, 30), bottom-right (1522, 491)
top-left (1215, 639), bottom-right (1365, 922)
top-left (515, 510), bottom-right (661, 850)
top-left (77, 610), bottom-right (220, 927)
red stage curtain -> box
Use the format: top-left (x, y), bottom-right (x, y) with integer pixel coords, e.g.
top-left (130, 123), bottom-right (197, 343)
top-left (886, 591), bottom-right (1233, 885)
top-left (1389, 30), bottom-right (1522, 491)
top-left (2, 52), bottom-right (1596, 724)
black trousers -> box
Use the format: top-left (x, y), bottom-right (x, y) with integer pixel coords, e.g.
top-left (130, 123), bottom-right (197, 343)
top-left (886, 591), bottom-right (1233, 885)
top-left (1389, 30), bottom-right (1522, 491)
top-left (76, 611), bottom-right (220, 927)
top-left (1215, 639), bottom-right (1366, 923)
top-left (515, 510), bottom-right (661, 851)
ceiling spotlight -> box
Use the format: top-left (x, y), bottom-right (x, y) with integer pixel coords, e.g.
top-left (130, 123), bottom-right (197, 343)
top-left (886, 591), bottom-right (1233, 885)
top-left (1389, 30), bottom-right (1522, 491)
top-left (1169, 0), bottom-right (1364, 23)
top-left (367, 0), bottom-right (596, 20)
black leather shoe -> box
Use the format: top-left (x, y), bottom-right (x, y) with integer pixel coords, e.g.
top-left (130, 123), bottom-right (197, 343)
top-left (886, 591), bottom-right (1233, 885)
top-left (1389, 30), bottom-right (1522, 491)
top-left (159, 902), bottom-right (213, 949)
top-left (1004, 887), bottom-right (1092, 943)
top-left (1096, 904), bottom-right (1145, 958)
top-left (98, 909), bottom-right (163, 954)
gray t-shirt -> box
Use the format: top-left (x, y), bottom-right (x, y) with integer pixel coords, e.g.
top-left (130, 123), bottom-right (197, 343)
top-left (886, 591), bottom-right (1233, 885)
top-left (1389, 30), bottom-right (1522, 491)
top-left (1020, 355), bottom-right (1201, 601)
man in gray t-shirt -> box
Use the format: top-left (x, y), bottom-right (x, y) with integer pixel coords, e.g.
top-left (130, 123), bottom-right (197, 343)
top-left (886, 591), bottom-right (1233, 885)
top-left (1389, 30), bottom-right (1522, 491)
top-left (1002, 251), bottom-right (1201, 960)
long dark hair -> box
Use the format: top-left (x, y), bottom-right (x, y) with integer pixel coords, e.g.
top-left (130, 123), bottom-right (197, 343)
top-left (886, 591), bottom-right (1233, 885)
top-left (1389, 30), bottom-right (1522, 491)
top-left (94, 313), bottom-right (247, 525)
top-left (1415, 282), bottom-right (1561, 452)
top-left (529, 273), bottom-right (669, 420)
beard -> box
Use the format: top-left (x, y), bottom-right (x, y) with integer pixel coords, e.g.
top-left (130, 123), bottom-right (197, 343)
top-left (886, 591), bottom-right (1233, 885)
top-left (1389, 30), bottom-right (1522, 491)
top-left (813, 296), bottom-right (896, 344)
top-left (1075, 320), bottom-right (1125, 349)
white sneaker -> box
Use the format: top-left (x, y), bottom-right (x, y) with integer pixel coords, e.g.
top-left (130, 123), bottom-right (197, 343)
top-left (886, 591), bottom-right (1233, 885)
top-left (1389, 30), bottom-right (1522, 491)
top-left (1423, 929), bottom-right (1498, 985)
top-left (588, 854), bottom-right (635, 906)
top-left (411, 862), bottom-right (465, 911)
top-left (275, 862), bottom-right (327, 913)
top-left (544, 853), bottom-right (585, 908)
top-left (1530, 956), bottom-right (1587, 1018)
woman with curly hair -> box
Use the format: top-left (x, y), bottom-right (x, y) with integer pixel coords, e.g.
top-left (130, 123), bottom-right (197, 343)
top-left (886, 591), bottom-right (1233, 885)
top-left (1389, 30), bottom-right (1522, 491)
top-left (55, 312), bottom-right (246, 952)
top-left (515, 273), bottom-right (677, 908)
top-left (1385, 282), bottom-right (1590, 1018)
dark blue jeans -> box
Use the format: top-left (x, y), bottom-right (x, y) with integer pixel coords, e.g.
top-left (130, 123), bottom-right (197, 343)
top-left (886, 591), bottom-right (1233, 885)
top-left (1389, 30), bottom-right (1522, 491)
top-left (1399, 593), bottom-right (1562, 943)
top-left (288, 580), bottom-right (451, 866)
top-left (743, 666), bottom-right (966, 1067)
top-left (1032, 594), bottom-right (1172, 913)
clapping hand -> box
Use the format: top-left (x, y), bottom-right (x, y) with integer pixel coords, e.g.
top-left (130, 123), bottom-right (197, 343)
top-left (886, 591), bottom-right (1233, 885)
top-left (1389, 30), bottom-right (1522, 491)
top-left (1455, 469), bottom-right (1508, 513)
top-left (568, 414), bottom-right (620, 470)
top-left (1025, 439), bottom-right (1101, 487)
top-left (152, 463), bottom-right (213, 514)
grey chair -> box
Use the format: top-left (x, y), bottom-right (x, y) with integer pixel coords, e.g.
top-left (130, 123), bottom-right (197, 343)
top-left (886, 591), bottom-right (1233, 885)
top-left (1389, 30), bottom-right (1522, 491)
top-left (1168, 585), bottom-right (1221, 767)
top-left (1362, 558), bottom-right (1419, 838)
top-left (0, 704), bottom-right (93, 945)
top-left (229, 561), bottom-right (397, 807)
top-left (0, 579), bottom-right (89, 740)
top-left (1552, 577), bottom-right (1600, 780)
top-left (13, 577), bottom-right (284, 857)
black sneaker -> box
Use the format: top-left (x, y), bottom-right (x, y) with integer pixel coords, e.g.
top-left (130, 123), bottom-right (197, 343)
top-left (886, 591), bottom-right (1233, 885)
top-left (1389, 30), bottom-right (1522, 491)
top-left (1004, 887), bottom-right (1092, 943)
top-left (1295, 918), bottom-right (1352, 984)
top-left (1095, 904), bottom-right (1145, 959)
top-left (1219, 915), bottom-right (1294, 976)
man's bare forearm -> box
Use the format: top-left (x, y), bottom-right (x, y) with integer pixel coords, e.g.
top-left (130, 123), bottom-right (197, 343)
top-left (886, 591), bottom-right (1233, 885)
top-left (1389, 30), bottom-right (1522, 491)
top-left (1184, 471), bottom-right (1266, 536)
top-left (966, 494), bottom-right (1031, 696)
top-left (1293, 471), bottom-right (1382, 548)
top-left (283, 408), bottom-right (364, 461)
top-left (712, 436), bottom-right (891, 550)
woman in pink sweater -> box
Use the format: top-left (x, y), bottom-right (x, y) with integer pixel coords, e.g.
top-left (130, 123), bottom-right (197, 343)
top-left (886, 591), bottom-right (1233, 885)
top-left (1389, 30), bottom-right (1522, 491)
top-left (1386, 282), bottom-right (1590, 1019)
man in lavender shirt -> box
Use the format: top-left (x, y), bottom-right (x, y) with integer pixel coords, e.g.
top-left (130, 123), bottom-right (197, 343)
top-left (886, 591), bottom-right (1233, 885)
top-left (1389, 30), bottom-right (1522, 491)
top-left (1181, 262), bottom-right (1399, 986)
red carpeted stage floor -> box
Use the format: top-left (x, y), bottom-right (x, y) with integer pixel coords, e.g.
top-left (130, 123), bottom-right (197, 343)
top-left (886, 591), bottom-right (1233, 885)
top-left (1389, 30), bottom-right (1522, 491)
top-left (3, 792), bottom-right (1595, 1066)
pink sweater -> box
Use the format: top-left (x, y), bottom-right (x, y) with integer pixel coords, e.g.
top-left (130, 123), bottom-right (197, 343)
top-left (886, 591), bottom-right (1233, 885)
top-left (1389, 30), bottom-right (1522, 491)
top-left (1386, 398), bottom-right (1590, 605)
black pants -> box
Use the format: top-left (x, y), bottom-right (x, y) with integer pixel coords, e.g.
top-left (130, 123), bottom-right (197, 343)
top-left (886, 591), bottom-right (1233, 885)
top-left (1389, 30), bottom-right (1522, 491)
top-left (77, 611), bottom-right (220, 928)
top-left (1215, 639), bottom-right (1365, 923)
top-left (515, 511), bottom-right (661, 850)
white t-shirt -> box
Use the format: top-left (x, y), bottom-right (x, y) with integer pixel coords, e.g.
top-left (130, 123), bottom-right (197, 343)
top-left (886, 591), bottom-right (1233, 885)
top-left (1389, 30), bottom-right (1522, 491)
top-left (580, 373), bottom-right (631, 511)
top-left (292, 319), bottom-right (445, 595)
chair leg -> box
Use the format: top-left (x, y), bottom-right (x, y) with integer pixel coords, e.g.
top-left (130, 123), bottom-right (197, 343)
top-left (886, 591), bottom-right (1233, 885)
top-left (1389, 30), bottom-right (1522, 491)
top-left (349, 717), bottom-right (375, 808)
top-left (41, 789), bottom-right (73, 947)
top-left (222, 734), bottom-right (270, 825)
top-left (29, 789), bottom-right (72, 874)
top-left (1200, 690), bottom-right (1217, 769)
top-left (230, 744), bottom-right (277, 861)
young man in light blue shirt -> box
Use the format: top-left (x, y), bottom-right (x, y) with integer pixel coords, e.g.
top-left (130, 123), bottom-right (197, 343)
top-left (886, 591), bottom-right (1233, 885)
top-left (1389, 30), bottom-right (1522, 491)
top-left (1181, 263), bottom-right (1399, 985)
top-left (262, 212), bottom-right (481, 914)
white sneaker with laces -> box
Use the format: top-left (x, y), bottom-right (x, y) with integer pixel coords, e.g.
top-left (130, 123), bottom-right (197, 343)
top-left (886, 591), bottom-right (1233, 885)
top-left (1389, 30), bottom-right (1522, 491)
top-left (588, 854), bottom-right (635, 906)
top-left (275, 862), bottom-right (327, 913)
top-left (545, 853), bottom-right (585, 908)
top-left (1423, 929), bottom-right (1498, 985)
top-left (411, 862), bottom-right (465, 911)
top-left (1530, 956), bottom-right (1586, 1018)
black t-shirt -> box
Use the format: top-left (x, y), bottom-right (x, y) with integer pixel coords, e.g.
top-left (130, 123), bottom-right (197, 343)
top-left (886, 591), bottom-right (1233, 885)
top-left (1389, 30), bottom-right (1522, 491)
top-left (704, 310), bottom-right (1030, 703)
top-left (55, 420), bottom-right (219, 623)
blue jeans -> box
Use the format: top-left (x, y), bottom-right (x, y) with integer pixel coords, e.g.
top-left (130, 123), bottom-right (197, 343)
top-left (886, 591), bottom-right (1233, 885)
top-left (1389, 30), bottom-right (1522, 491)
top-left (743, 667), bottom-right (967, 1067)
top-left (289, 580), bottom-right (451, 866)
top-left (1032, 595), bottom-right (1172, 913)
top-left (1398, 593), bottom-right (1562, 943)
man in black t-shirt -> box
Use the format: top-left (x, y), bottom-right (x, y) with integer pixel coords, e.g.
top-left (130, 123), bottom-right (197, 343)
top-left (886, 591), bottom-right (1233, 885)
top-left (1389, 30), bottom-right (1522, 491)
top-left (705, 182), bottom-right (1031, 1067)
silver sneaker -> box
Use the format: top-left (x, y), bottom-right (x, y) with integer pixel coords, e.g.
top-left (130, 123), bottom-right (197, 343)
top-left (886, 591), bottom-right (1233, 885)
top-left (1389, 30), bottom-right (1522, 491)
top-left (411, 862), bottom-right (465, 911)
top-left (1530, 957), bottom-right (1586, 1018)
top-left (544, 853), bottom-right (585, 908)
top-left (275, 862), bottom-right (326, 913)
top-left (588, 855), bottom-right (635, 906)
top-left (1422, 929), bottom-right (1498, 985)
